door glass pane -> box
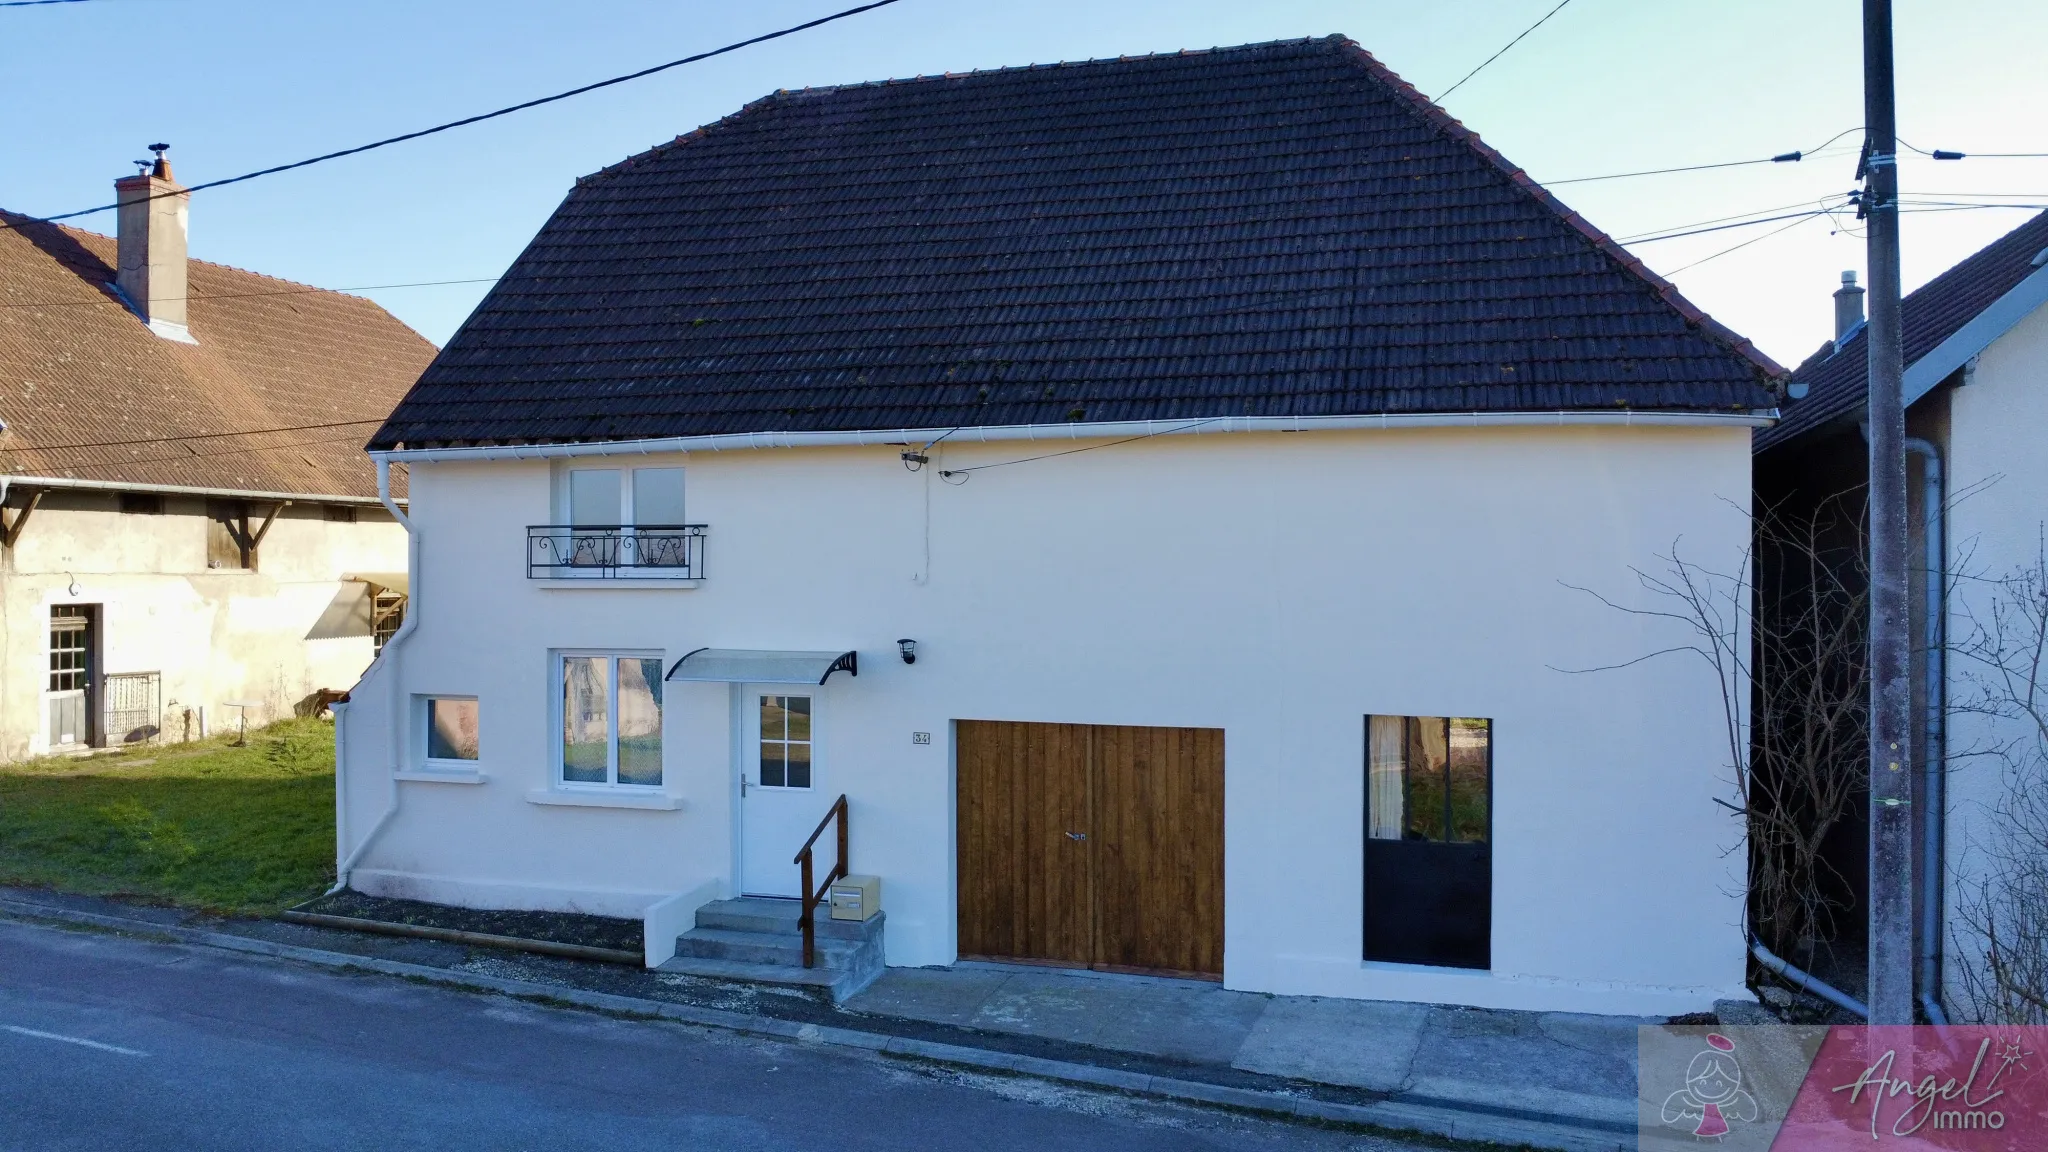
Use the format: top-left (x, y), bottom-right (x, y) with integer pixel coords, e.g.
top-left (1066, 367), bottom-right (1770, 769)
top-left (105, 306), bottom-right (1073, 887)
top-left (561, 657), bottom-right (609, 782)
top-left (1404, 717), bottom-right (1449, 842)
top-left (631, 468), bottom-right (686, 526)
top-left (568, 469), bottom-right (622, 526)
top-left (786, 739), bottom-right (812, 789)
top-left (426, 698), bottom-right (479, 760)
top-left (759, 695), bottom-right (787, 787)
top-left (1366, 715), bottom-right (1405, 840)
top-left (759, 742), bottom-right (786, 788)
top-left (616, 659), bottom-right (663, 785)
top-left (1448, 718), bottom-right (1490, 843)
top-left (785, 695), bottom-right (811, 742)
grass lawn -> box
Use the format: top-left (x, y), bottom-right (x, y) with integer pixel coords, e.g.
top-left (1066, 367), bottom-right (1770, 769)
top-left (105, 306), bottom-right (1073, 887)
top-left (0, 719), bottom-right (335, 915)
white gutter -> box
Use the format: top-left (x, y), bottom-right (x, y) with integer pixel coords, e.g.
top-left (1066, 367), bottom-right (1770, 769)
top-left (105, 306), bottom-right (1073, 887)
top-left (0, 473), bottom-right (400, 506)
top-left (328, 458), bottom-right (419, 893)
top-left (371, 409), bottom-right (1779, 464)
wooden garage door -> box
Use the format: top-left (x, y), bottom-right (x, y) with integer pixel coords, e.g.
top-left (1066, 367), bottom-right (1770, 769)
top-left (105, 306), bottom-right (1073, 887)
top-left (956, 720), bottom-right (1223, 978)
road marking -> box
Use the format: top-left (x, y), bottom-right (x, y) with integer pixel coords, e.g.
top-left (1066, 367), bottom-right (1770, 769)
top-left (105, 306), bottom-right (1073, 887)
top-left (2, 1025), bottom-right (147, 1057)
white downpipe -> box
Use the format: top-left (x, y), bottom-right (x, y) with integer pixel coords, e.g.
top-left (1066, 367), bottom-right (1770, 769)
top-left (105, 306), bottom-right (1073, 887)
top-left (329, 458), bottom-right (419, 894)
top-left (371, 409), bottom-right (1779, 465)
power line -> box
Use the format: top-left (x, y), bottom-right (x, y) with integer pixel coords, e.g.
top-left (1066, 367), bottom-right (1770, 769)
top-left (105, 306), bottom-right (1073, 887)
top-left (0, 418), bottom-right (384, 454)
top-left (1, 0), bottom-right (92, 7)
top-left (1900, 139), bottom-right (2048, 160)
top-left (16, 430), bottom-right (378, 476)
top-left (14, 0), bottom-right (908, 225)
top-left (937, 419), bottom-right (1221, 481)
top-left (1437, 0), bottom-right (1574, 102)
top-left (1623, 209), bottom-right (1837, 245)
top-left (1546, 127), bottom-right (1864, 186)
top-left (0, 276), bottom-right (499, 310)
top-left (1661, 212), bottom-right (1825, 276)
top-left (1611, 196), bottom-right (1852, 243)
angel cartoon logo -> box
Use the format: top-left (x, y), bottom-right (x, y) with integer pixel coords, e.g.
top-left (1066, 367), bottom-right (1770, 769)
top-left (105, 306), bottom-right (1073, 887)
top-left (1661, 1033), bottom-right (1761, 1140)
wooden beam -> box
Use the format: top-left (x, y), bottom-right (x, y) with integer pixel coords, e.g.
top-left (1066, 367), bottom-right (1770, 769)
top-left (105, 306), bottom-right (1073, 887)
top-left (244, 501), bottom-right (291, 570)
top-left (248, 501), bottom-right (291, 551)
top-left (2, 490), bottom-right (44, 550)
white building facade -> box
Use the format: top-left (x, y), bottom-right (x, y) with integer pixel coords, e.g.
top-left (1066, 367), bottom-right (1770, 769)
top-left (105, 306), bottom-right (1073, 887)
top-left (337, 416), bottom-right (1761, 1015)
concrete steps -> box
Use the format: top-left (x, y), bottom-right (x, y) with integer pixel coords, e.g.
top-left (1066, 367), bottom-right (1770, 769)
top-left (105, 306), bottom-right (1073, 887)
top-left (657, 897), bottom-right (884, 1004)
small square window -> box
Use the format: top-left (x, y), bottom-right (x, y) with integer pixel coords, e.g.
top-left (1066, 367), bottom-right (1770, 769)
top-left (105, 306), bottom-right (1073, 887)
top-left (422, 697), bottom-right (479, 763)
top-left (324, 504), bottom-right (357, 523)
top-left (119, 493), bottom-right (165, 515)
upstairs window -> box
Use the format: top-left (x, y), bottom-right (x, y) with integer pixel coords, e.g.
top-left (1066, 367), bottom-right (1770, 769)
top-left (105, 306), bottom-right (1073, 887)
top-left (533, 465), bottom-right (699, 577)
top-left (565, 467), bottom-right (686, 528)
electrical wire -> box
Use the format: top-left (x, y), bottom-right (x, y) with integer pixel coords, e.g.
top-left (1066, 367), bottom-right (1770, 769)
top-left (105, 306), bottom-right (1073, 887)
top-left (1, 0), bottom-right (92, 7)
top-left (12, 0), bottom-right (908, 225)
top-left (1621, 209), bottom-right (1835, 245)
top-left (1900, 139), bottom-right (2048, 160)
top-left (1436, 0), bottom-right (1574, 101)
top-left (1610, 195), bottom-right (1852, 244)
top-left (1545, 127), bottom-right (1864, 187)
top-left (0, 418), bottom-right (384, 454)
top-left (936, 419), bottom-right (1221, 481)
top-left (15, 430), bottom-right (378, 476)
top-left (0, 276), bottom-right (500, 309)
top-left (1661, 212), bottom-right (1826, 277)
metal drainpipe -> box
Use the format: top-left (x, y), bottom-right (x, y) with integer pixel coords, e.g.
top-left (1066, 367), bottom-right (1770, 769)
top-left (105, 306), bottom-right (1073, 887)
top-left (326, 458), bottom-right (418, 895)
top-left (1904, 437), bottom-right (1949, 1025)
top-left (1751, 931), bottom-right (1871, 1019)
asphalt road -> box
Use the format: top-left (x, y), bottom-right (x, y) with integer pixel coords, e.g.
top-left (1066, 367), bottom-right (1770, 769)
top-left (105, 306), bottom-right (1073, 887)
top-left (0, 918), bottom-right (1422, 1152)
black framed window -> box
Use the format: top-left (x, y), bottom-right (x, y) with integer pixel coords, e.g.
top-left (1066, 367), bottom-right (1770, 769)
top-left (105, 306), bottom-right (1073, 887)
top-left (1365, 715), bottom-right (1493, 969)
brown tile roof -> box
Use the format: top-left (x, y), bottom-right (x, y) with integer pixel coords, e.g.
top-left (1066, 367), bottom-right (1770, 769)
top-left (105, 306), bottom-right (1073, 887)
top-left (375, 36), bottom-right (1781, 450)
top-left (0, 211), bottom-right (436, 499)
top-left (1757, 209), bottom-right (2048, 451)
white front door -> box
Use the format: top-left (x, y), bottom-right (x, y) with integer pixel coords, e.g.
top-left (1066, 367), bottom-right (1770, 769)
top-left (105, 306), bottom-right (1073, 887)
top-left (739, 688), bottom-right (836, 897)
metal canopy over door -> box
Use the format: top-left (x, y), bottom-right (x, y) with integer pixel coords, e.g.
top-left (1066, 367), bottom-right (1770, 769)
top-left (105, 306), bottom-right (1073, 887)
top-left (739, 688), bottom-right (835, 898)
top-left (956, 720), bottom-right (1224, 979)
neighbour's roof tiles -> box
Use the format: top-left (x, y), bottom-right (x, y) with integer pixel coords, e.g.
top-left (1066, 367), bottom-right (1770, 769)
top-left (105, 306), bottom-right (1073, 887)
top-left (0, 211), bottom-right (436, 497)
top-left (1758, 209), bottom-right (2048, 451)
top-left (371, 35), bottom-right (1781, 450)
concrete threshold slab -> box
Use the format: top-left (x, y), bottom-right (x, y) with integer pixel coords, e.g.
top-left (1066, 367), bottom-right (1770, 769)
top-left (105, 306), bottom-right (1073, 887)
top-left (0, 896), bottom-right (1633, 1152)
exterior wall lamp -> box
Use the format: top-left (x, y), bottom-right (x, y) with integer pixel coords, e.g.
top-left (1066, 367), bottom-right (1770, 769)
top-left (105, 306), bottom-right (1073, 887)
top-left (897, 638), bottom-right (917, 665)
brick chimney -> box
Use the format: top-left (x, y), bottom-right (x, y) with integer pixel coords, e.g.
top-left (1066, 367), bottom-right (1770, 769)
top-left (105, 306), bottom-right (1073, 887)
top-left (1833, 269), bottom-right (1866, 350)
top-left (114, 144), bottom-right (195, 343)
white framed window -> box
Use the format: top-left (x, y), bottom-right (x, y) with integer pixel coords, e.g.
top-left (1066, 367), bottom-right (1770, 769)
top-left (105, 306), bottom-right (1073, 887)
top-left (556, 651), bottom-right (664, 787)
top-left (544, 464), bottom-right (695, 577)
top-left (557, 465), bottom-right (686, 528)
top-left (416, 696), bottom-right (479, 769)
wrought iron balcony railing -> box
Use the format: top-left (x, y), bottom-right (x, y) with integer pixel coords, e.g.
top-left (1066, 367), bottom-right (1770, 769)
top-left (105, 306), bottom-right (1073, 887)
top-left (527, 525), bottom-right (707, 580)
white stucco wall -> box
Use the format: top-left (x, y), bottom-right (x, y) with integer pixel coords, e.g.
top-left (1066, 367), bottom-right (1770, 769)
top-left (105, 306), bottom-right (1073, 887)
top-left (1940, 297), bottom-right (2048, 1017)
top-left (340, 423), bottom-right (1757, 1014)
top-left (0, 495), bottom-right (406, 760)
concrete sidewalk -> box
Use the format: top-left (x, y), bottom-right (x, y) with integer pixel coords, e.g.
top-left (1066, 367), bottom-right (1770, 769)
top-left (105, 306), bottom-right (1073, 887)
top-left (852, 963), bottom-right (1646, 1130)
top-left (0, 887), bottom-right (1758, 1151)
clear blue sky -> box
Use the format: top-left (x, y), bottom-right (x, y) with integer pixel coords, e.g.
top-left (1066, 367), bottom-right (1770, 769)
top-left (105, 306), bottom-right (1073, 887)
top-left (6, 0), bottom-right (2045, 365)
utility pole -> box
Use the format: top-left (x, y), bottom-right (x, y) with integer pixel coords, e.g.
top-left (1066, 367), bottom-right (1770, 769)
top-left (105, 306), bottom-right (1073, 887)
top-left (1862, 0), bottom-right (1915, 1026)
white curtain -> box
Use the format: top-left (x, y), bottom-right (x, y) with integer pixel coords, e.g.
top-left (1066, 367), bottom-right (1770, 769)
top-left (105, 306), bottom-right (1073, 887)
top-left (1367, 715), bottom-right (1406, 840)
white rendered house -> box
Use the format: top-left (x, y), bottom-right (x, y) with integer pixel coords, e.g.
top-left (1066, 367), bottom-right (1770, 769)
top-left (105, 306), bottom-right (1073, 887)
top-left (335, 38), bottom-right (1786, 1015)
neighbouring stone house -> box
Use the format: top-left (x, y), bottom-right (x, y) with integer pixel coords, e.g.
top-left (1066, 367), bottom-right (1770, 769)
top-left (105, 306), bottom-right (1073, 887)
top-left (0, 151), bottom-right (435, 759)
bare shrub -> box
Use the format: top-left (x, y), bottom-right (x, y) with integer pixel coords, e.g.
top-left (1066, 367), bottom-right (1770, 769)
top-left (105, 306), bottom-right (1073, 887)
top-left (1563, 494), bottom-right (1867, 969)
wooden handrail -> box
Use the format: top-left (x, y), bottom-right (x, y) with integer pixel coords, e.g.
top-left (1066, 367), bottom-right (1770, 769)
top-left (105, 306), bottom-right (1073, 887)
top-left (793, 793), bottom-right (849, 968)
